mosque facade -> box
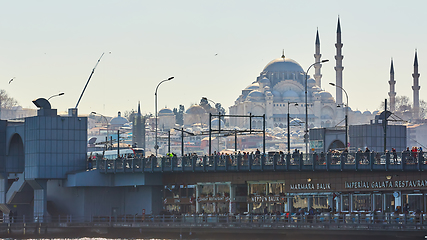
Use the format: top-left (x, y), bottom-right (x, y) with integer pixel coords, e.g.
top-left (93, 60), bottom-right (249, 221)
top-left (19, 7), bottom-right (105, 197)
top-left (229, 21), bottom-right (348, 130)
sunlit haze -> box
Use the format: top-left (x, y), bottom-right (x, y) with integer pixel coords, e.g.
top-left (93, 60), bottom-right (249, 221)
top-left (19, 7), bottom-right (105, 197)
top-left (1, 0), bottom-right (426, 117)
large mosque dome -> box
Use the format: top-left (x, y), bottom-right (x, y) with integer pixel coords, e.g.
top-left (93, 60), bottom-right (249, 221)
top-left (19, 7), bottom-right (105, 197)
top-left (263, 57), bottom-right (304, 73)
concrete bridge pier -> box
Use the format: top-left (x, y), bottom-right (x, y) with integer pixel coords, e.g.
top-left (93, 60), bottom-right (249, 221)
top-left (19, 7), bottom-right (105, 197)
top-left (28, 180), bottom-right (48, 222)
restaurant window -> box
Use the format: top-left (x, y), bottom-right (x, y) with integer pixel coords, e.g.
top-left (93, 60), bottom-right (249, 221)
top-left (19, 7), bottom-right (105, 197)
top-left (268, 183), bottom-right (285, 195)
top-left (352, 194), bottom-right (371, 212)
top-left (199, 184), bottom-right (214, 196)
top-left (217, 184), bottom-right (230, 197)
top-left (312, 195), bottom-right (329, 211)
top-left (186, 185), bottom-right (195, 198)
top-left (402, 194), bottom-right (423, 213)
top-left (374, 194), bottom-right (382, 211)
top-left (342, 194), bottom-right (350, 212)
top-left (217, 202), bottom-right (229, 214)
top-left (292, 195), bottom-right (308, 212)
top-left (250, 183), bottom-right (267, 196)
top-left (164, 185), bottom-right (181, 198)
top-left (200, 203), bottom-right (214, 214)
top-left (269, 201), bottom-right (286, 214)
top-left (251, 202), bottom-right (266, 214)
top-left (384, 193), bottom-right (395, 212)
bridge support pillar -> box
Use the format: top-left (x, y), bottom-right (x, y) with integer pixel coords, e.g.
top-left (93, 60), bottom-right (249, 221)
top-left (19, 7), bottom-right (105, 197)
top-left (0, 173), bottom-right (11, 221)
top-left (28, 180), bottom-right (48, 222)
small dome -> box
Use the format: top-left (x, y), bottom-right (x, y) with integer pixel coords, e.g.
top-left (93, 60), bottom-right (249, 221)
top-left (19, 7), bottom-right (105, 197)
top-left (260, 77), bottom-right (270, 84)
top-left (247, 90), bottom-right (265, 98)
top-left (110, 111), bottom-right (129, 126)
top-left (245, 82), bottom-right (260, 90)
top-left (185, 105), bottom-right (207, 114)
top-left (307, 78), bottom-right (316, 87)
top-left (290, 118), bottom-right (303, 126)
top-left (263, 57), bottom-right (304, 73)
top-left (159, 108), bottom-right (173, 115)
top-left (211, 118), bottom-right (225, 128)
top-left (363, 110), bottom-right (371, 115)
top-left (319, 91), bottom-right (334, 103)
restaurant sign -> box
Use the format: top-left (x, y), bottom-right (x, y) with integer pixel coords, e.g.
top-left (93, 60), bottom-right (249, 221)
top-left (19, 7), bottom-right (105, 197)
top-left (197, 196), bottom-right (230, 203)
top-left (289, 183), bottom-right (331, 190)
top-left (345, 180), bottom-right (427, 189)
top-left (249, 196), bottom-right (286, 203)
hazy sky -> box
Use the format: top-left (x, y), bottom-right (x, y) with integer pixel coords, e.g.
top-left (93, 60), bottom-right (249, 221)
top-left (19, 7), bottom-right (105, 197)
top-left (1, 0), bottom-right (426, 117)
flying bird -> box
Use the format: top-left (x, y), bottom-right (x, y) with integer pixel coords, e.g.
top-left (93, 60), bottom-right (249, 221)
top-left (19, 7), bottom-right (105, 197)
top-left (215, 53), bottom-right (218, 56)
top-left (9, 77), bottom-right (15, 84)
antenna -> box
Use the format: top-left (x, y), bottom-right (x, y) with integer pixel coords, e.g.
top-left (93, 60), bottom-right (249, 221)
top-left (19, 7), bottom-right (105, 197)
top-left (75, 53), bottom-right (105, 108)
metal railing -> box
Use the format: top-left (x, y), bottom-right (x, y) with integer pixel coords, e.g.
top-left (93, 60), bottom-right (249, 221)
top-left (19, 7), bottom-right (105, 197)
top-left (90, 152), bottom-right (427, 173)
top-left (4, 212), bottom-right (427, 227)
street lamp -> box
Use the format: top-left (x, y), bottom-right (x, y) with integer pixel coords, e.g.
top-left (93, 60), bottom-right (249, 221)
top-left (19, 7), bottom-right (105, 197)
top-left (202, 97), bottom-right (220, 152)
top-left (47, 92), bottom-right (65, 101)
top-left (329, 82), bottom-right (349, 150)
top-left (287, 101), bottom-right (298, 153)
top-left (305, 60), bottom-right (329, 156)
top-left (155, 76), bottom-right (174, 156)
top-left (91, 111), bottom-right (109, 146)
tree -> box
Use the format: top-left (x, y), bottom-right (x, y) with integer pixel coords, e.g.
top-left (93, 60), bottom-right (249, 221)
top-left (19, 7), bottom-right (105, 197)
top-left (0, 89), bottom-right (19, 109)
top-left (379, 96), bottom-right (426, 119)
top-left (214, 103), bottom-right (226, 115)
top-left (173, 105), bottom-right (185, 126)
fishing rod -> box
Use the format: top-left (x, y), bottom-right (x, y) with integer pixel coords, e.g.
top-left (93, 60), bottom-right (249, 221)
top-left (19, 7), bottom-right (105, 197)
top-left (75, 52), bottom-right (105, 108)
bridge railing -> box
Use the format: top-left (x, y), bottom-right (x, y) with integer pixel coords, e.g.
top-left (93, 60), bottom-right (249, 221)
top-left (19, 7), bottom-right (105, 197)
top-left (5, 212), bottom-right (427, 226)
top-left (94, 151), bottom-right (427, 173)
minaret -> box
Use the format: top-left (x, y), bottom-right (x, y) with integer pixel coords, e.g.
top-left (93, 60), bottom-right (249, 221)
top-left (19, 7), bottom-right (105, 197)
top-left (412, 50), bottom-right (420, 120)
top-left (132, 101), bottom-right (146, 153)
top-left (314, 29), bottom-right (322, 88)
top-left (335, 17), bottom-right (344, 105)
top-left (388, 58), bottom-right (396, 112)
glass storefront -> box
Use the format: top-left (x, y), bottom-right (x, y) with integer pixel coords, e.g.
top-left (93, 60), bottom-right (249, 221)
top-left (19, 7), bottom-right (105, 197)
top-left (163, 185), bottom-right (196, 214)
top-left (197, 182), bottom-right (231, 214)
top-left (352, 194), bottom-right (371, 212)
top-left (403, 193), bottom-right (423, 212)
top-left (164, 181), bottom-right (427, 215)
top-left (248, 181), bottom-right (286, 214)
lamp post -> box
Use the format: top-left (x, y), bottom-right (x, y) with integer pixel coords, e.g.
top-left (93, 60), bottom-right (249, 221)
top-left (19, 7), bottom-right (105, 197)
top-left (91, 111), bottom-right (109, 146)
top-left (287, 101), bottom-right (298, 153)
top-left (155, 76), bottom-right (174, 156)
top-left (47, 92), bottom-right (65, 101)
top-left (329, 83), bottom-right (349, 150)
top-left (305, 60), bottom-right (329, 156)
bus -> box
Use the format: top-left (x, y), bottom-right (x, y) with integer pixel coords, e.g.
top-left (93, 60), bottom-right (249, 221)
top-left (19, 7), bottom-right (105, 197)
top-left (87, 148), bottom-right (145, 160)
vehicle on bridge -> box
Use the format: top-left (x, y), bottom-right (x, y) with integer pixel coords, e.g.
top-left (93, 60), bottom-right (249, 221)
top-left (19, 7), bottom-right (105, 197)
top-left (88, 148), bottom-right (144, 160)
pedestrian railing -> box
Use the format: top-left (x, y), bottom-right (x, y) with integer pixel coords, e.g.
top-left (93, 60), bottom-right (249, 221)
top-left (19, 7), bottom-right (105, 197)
top-left (92, 151), bottom-right (427, 173)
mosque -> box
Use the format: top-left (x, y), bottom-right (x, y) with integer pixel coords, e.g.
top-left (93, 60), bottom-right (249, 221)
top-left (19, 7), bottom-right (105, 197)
top-left (228, 18), bottom-right (376, 129)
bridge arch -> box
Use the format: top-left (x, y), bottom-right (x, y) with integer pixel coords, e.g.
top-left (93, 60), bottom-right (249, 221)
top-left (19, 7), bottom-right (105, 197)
top-left (7, 133), bottom-right (24, 173)
top-left (328, 139), bottom-right (345, 150)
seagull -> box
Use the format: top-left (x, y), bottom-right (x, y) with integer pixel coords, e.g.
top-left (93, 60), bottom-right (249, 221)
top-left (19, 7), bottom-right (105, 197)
top-left (215, 53), bottom-right (218, 56)
top-left (8, 77), bottom-right (15, 84)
